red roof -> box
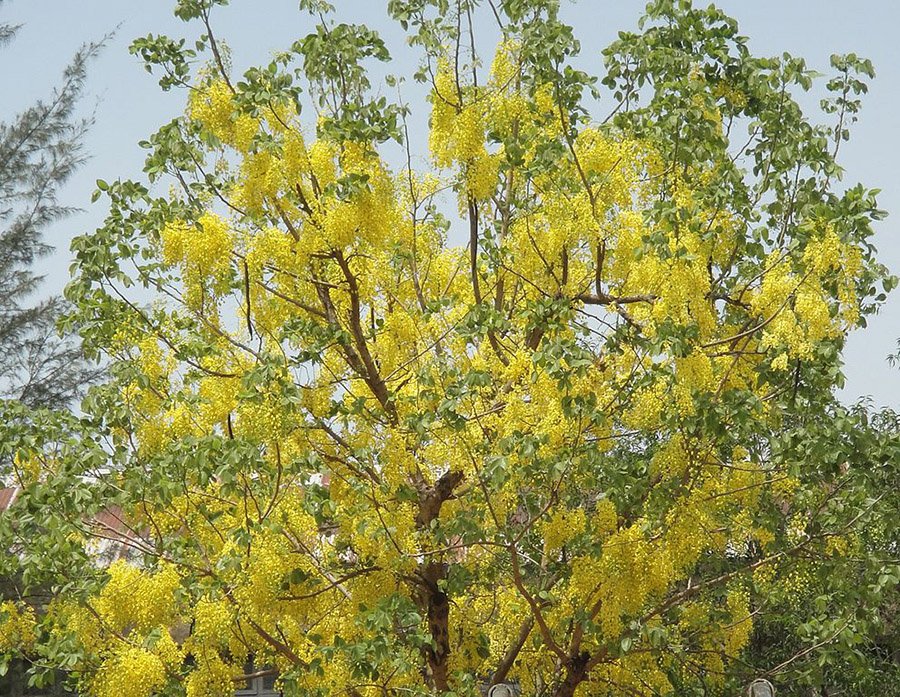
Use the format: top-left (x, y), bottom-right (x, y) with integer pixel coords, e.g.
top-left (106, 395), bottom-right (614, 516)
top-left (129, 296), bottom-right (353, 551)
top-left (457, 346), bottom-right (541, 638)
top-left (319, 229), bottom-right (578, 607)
top-left (0, 487), bottom-right (19, 512)
top-left (1, 487), bottom-right (143, 564)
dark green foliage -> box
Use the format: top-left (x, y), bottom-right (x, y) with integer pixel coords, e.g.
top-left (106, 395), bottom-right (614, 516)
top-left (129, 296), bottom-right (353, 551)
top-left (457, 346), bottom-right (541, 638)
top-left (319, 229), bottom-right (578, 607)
top-left (0, 14), bottom-right (102, 409)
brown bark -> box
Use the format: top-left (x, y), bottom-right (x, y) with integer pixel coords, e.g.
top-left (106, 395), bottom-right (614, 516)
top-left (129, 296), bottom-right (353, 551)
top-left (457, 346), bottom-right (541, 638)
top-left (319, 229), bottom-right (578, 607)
top-left (333, 251), bottom-right (398, 422)
top-left (416, 469), bottom-right (465, 528)
top-left (411, 560), bottom-right (453, 691)
top-left (552, 652), bottom-right (590, 697)
top-left (426, 585), bottom-right (451, 690)
top-left (411, 469), bottom-right (464, 692)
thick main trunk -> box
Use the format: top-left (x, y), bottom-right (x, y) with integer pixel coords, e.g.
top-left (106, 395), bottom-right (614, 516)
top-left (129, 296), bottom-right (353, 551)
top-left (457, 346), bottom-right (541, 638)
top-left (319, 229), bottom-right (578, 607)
top-left (412, 470), bottom-right (463, 692)
top-left (426, 587), bottom-right (451, 690)
top-left (552, 653), bottom-right (590, 697)
top-left (414, 560), bottom-right (452, 691)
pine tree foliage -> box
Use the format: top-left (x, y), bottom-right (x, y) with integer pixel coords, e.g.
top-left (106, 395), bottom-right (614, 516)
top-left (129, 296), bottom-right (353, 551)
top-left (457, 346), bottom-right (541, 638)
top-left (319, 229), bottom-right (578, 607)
top-left (0, 11), bottom-right (101, 409)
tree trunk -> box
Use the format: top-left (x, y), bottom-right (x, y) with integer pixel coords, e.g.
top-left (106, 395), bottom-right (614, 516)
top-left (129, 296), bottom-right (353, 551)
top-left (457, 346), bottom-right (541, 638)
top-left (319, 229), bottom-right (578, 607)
top-left (552, 653), bottom-right (590, 697)
top-left (412, 470), bottom-right (463, 692)
top-left (426, 587), bottom-right (451, 691)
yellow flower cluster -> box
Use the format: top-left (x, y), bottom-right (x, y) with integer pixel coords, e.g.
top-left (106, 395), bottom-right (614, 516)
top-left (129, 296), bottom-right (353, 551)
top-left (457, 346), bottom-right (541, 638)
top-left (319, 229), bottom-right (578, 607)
top-left (573, 129), bottom-right (644, 211)
top-left (282, 130), bottom-right (310, 181)
top-left (190, 79), bottom-right (259, 153)
top-left (596, 652), bottom-right (673, 697)
top-left (724, 587), bottom-right (753, 655)
top-left (749, 225), bottom-right (865, 369)
top-left (245, 226), bottom-right (293, 275)
top-left (309, 139), bottom-right (337, 188)
top-left (154, 630), bottom-right (185, 671)
top-left (541, 507), bottom-right (586, 552)
top-left (160, 213), bottom-right (234, 308)
top-left (713, 79), bottom-right (749, 110)
top-left (231, 151), bottom-right (280, 212)
top-left (233, 532), bottom-right (294, 619)
top-left (0, 601), bottom-right (36, 652)
top-left (192, 597), bottom-right (233, 647)
top-left (623, 379), bottom-right (668, 430)
top-left (93, 646), bottom-right (166, 697)
top-left (592, 498), bottom-right (619, 537)
top-left (824, 534), bottom-right (854, 557)
top-left (185, 647), bottom-right (235, 697)
top-left (11, 450), bottom-right (42, 484)
top-left (674, 350), bottom-right (716, 415)
top-left (235, 390), bottom-right (288, 443)
top-left (342, 500), bottom-right (418, 574)
top-left (136, 336), bottom-right (167, 382)
top-left (95, 561), bottom-right (180, 633)
top-left (197, 371), bottom-right (240, 431)
top-left (650, 435), bottom-right (691, 480)
top-left (781, 564), bottom-right (816, 610)
top-left (428, 57), bottom-right (500, 200)
top-left (566, 526), bottom-right (661, 639)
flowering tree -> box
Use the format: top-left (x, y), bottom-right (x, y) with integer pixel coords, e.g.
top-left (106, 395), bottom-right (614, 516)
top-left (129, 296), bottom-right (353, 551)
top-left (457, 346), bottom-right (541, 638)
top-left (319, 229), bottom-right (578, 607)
top-left (1, 1), bottom-right (898, 696)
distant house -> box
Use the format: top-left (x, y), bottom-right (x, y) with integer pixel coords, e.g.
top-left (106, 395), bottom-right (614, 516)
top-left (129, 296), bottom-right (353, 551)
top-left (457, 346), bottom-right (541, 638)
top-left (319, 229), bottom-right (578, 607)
top-left (0, 488), bottom-right (280, 697)
top-left (0, 488), bottom-right (20, 516)
top-left (236, 662), bottom-right (279, 697)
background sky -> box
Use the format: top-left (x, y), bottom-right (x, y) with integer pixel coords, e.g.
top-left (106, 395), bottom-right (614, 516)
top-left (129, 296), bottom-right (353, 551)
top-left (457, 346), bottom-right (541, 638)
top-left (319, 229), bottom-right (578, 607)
top-left (1, 0), bottom-right (898, 408)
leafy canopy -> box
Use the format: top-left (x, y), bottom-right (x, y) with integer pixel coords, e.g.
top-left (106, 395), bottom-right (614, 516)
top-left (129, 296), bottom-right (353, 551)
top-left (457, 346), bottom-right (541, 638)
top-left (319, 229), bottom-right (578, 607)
top-left (1, 1), bottom-right (897, 696)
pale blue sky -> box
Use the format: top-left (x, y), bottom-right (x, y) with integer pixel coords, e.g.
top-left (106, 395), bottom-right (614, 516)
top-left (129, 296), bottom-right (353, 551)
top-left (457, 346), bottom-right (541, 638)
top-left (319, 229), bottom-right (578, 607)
top-left (2, 1), bottom-right (898, 408)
